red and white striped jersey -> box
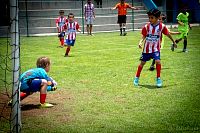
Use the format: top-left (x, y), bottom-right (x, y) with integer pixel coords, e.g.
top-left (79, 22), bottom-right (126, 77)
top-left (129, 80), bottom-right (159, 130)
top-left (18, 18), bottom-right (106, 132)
top-left (63, 21), bottom-right (80, 40)
top-left (141, 22), bottom-right (169, 53)
top-left (55, 16), bottom-right (67, 32)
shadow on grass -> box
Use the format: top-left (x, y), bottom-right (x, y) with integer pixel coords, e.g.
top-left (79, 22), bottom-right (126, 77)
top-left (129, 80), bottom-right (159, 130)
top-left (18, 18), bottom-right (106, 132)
top-left (146, 67), bottom-right (170, 71)
top-left (21, 104), bottom-right (40, 111)
top-left (139, 84), bottom-right (167, 89)
top-left (21, 103), bottom-right (57, 111)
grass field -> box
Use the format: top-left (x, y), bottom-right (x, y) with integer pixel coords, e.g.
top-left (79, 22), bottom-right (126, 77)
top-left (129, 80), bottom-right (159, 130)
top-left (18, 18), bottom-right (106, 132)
top-left (1, 27), bottom-right (200, 132)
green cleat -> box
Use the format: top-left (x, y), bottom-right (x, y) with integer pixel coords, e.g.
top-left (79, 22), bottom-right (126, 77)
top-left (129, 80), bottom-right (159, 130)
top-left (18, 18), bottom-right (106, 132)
top-left (40, 103), bottom-right (54, 108)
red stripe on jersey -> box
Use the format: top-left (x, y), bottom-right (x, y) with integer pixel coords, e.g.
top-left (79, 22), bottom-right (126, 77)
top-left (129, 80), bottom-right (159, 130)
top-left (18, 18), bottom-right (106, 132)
top-left (152, 43), bottom-right (155, 53)
top-left (152, 27), bottom-right (155, 35)
top-left (146, 42), bottom-right (149, 53)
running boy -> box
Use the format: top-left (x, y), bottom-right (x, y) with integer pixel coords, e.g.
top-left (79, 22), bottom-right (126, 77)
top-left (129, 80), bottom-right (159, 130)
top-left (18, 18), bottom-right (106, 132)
top-left (20, 56), bottom-right (56, 108)
top-left (133, 8), bottom-right (177, 87)
top-left (56, 10), bottom-right (67, 48)
top-left (171, 8), bottom-right (190, 52)
top-left (62, 13), bottom-right (81, 57)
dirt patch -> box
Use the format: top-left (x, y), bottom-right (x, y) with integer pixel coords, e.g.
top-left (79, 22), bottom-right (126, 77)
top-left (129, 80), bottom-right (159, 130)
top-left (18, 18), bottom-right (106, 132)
top-left (0, 93), bottom-right (11, 120)
top-left (0, 89), bottom-right (74, 123)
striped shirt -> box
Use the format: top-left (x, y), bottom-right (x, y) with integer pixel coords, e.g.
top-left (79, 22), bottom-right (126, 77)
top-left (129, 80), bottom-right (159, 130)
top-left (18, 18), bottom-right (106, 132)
top-left (141, 22), bottom-right (169, 53)
top-left (63, 21), bottom-right (80, 40)
top-left (55, 16), bottom-right (67, 32)
top-left (84, 3), bottom-right (95, 18)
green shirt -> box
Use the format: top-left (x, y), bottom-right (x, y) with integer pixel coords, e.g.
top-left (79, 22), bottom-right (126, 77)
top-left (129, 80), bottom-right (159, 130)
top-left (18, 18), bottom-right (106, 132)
top-left (177, 12), bottom-right (189, 32)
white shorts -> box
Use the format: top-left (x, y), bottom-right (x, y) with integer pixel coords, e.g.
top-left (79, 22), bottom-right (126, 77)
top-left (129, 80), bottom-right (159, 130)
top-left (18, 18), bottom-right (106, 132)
top-left (86, 17), bottom-right (94, 25)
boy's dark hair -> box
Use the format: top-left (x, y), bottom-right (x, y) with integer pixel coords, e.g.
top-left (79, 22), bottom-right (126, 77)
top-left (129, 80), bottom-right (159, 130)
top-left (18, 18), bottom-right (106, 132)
top-left (160, 14), bottom-right (166, 21)
top-left (68, 13), bottom-right (74, 18)
top-left (59, 10), bottom-right (64, 14)
top-left (36, 56), bottom-right (51, 68)
top-left (147, 8), bottom-right (161, 18)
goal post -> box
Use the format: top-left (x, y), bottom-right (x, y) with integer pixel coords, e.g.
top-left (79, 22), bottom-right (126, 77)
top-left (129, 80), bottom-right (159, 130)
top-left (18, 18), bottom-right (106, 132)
top-left (10, 0), bottom-right (21, 132)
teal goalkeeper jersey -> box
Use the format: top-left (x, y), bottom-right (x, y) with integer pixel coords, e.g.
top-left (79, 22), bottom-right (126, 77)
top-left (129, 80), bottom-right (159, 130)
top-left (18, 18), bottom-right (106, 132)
top-left (20, 68), bottom-right (49, 90)
top-left (177, 12), bottom-right (189, 32)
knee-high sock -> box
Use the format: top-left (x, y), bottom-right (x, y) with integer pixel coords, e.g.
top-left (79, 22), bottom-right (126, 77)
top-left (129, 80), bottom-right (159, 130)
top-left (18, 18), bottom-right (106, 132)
top-left (61, 38), bottom-right (64, 46)
top-left (151, 59), bottom-right (155, 67)
top-left (156, 64), bottom-right (161, 78)
top-left (123, 28), bottom-right (126, 33)
top-left (136, 65), bottom-right (143, 77)
top-left (184, 39), bottom-right (187, 49)
top-left (40, 94), bottom-right (46, 104)
top-left (65, 47), bottom-right (71, 55)
top-left (120, 28), bottom-right (122, 34)
top-left (20, 92), bottom-right (29, 101)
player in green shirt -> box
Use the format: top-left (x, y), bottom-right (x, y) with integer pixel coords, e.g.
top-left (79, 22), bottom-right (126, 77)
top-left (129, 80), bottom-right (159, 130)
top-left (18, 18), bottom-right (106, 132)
top-left (171, 9), bottom-right (191, 52)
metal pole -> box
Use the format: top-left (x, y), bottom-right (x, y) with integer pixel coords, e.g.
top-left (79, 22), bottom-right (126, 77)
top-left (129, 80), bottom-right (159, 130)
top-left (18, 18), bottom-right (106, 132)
top-left (82, 0), bottom-right (84, 34)
top-left (25, 0), bottom-right (29, 37)
top-left (132, 0), bottom-right (134, 31)
top-left (10, 0), bottom-right (21, 132)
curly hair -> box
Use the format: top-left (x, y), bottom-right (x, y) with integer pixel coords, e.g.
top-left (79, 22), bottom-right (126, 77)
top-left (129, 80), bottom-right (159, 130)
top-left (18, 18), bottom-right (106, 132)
top-left (36, 56), bottom-right (51, 68)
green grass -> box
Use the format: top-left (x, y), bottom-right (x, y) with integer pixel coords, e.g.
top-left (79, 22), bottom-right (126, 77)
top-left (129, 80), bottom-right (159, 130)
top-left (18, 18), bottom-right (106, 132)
top-left (1, 27), bottom-right (200, 132)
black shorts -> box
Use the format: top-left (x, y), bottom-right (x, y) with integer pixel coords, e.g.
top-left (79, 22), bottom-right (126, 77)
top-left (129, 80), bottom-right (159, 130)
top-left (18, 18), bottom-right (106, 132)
top-left (117, 15), bottom-right (127, 24)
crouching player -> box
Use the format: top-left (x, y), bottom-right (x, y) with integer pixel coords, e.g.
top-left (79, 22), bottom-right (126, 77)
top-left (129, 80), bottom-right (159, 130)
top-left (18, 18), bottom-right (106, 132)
top-left (19, 56), bottom-right (57, 108)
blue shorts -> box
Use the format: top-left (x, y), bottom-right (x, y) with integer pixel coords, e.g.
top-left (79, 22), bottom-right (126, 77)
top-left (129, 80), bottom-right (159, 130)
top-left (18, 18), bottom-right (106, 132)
top-left (86, 17), bottom-right (94, 25)
top-left (21, 79), bottom-right (42, 93)
top-left (58, 32), bottom-right (65, 37)
top-left (140, 52), bottom-right (160, 62)
top-left (65, 39), bottom-right (75, 46)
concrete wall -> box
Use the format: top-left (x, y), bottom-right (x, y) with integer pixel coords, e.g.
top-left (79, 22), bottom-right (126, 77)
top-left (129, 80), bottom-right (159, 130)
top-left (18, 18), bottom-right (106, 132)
top-left (17, 0), bottom-right (149, 36)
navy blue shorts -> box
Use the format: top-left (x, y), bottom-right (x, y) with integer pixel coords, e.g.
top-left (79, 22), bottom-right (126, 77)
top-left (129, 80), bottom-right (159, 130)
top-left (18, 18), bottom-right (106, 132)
top-left (65, 39), bottom-right (75, 46)
top-left (58, 32), bottom-right (65, 37)
top-left (140, 52), bottom-right (160, 62)
top-left (22, 79), bottom-right (42, 93)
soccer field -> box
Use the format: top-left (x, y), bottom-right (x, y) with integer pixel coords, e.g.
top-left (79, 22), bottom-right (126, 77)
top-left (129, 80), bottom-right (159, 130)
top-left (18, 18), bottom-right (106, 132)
top-left (1, 27), bottom-right (200, 132)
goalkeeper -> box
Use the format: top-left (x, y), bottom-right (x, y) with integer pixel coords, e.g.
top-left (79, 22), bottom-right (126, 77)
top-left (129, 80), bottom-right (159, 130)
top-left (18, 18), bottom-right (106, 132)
top-left (19, 56), bottom-right (57, 108)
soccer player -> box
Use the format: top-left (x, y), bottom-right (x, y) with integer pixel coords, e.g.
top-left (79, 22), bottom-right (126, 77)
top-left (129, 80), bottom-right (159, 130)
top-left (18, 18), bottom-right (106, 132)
top-left (84, 0), bottom-right (95, 36)
top-left (133, 8), bottom-right (177, 87)
top-left (149, 14), bottom-right (180, 71)
top-left (111, 0), bottom-right (138, 36)
top-left (19, 56), bottom-right (56, 108)
top-left (62, 13), bottom-right (81, 57)
top-left (171, 8), bottom-right (191, 52)
top-left (56, 10), bottom-right (67, 48)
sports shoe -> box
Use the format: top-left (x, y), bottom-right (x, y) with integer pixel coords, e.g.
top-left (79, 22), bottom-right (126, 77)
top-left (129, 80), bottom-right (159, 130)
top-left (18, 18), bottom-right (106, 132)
top-left (123, 32), bottom-right (127, 36)
top-left (64, 54), bottom-right (68, 57)
top-left (156, 78), bottom-right (162, 88)
top-left (149, 66), bottom-right (155, 71)
top-left (51, 86), bottom-right (57, 91)
top-left (40, 103), bottom-right (54, 108)
top-left (182, 49), bottom-right (188, 52)
top-left (7, 99), bottom-right (12, 106)
top-left (171, 44), bottom-right (174, 51)
top-left (133, 77), bottom-right (139, 86)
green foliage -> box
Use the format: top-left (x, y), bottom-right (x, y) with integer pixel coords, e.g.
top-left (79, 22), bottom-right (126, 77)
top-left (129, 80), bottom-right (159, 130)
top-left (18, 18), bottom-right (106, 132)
top-left (1, 27), bottom-right (200, 132)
